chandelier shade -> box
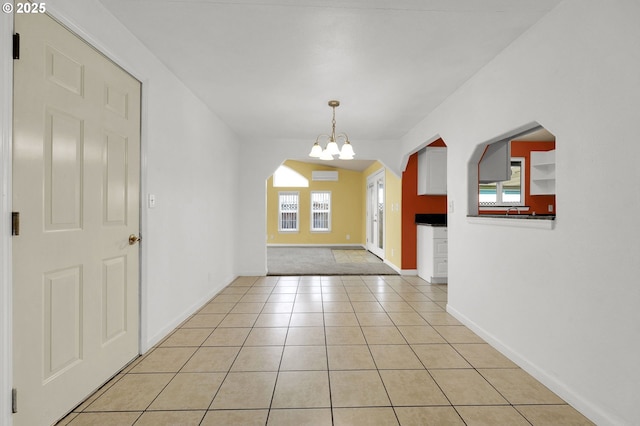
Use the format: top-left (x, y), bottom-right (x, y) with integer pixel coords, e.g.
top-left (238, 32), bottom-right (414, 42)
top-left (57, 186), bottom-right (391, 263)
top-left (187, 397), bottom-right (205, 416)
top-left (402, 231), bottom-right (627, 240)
top-left (319, 148), bottom-right (334, 161)
top-left (309, 142), bottom-right (323, 157)
top-left (326, 140), bottom-right (340, 156)
top-left (309, 100), bottom-right (355, 160)
top-left (339, 140), bottom-right (355, 159)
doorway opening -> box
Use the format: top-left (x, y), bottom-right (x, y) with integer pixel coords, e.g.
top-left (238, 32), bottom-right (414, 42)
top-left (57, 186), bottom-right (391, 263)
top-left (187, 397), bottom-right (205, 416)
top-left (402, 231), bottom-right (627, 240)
top-left (366, 169), bottom-right (385, 259)
top-left (264, 159), bottom-right (399, 275)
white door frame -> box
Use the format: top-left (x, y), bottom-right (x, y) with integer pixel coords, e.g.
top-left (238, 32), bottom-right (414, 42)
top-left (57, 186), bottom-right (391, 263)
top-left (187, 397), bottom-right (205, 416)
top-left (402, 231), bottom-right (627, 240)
top-left (1, 9), bottom-right (15, 425)
top-left (0, 7), bottom-right (149, 424)
top-left (366, 169), bottom-right (385, 259)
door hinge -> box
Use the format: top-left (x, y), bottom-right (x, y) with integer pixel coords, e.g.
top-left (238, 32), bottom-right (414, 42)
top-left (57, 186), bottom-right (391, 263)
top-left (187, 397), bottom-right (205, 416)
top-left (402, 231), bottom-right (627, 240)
top-left (12, 388), bottom-right (17, 413)
top-left (12, 212), bottom-right (19, 236)
top-left (13, 33), bottom-right (20, 60)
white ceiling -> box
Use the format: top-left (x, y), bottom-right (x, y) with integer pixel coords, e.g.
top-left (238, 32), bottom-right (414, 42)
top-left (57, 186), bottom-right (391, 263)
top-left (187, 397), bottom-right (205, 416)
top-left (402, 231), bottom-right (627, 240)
top-left (97, 0), bottom-right (561, 146)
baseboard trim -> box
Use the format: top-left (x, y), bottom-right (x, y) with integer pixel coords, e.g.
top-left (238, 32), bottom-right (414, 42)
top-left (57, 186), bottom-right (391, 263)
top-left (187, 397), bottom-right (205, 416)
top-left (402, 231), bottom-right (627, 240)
top-left (143, 274), bottom-right (237, 352)
top-left (237, 270), bottom-right (267, 277)
top-left (383, 259), bottom-right (402, 275)
top-left (267, 243), bottom-right (366, 248)
top-left (446, 304), bottom-right (622, 426)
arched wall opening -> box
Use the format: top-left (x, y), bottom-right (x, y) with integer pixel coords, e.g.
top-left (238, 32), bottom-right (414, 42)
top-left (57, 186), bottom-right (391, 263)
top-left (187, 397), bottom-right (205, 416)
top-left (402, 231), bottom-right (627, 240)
top-left (468, 123), bottom-right (556, 219)
top-left (236, 136), bottom-right (405, 277)
top-left (264, 158), bottom-right (403, 275)
top-left (401, 137), bottom-right (448, 271)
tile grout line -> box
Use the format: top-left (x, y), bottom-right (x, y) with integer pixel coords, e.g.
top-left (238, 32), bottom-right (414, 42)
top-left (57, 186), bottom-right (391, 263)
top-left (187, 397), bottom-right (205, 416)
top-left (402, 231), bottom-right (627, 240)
top-left (321, 277), bottom-right (335, 425)
top-left (59, 275), bottom-right (584, 425)
top-left (386, 276), bottom-right (464, 424)
top-left (265, 275), bottom-right (299, 424)
top-left (182, 278), bottom-right (256, 425)
top-left (356, 278), bottom-right (403, 425)
top-left (403, 279), bottom-right (468, 424)
top-left (200, 277), bottom-right (258, 422)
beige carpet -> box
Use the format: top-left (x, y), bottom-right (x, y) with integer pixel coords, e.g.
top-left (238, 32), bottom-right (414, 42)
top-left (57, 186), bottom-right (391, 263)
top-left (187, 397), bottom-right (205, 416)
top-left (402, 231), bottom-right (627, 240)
top-left (332, 249), bottom-right (386, 264)
top-left (267, 247), bottom-right (398, 276)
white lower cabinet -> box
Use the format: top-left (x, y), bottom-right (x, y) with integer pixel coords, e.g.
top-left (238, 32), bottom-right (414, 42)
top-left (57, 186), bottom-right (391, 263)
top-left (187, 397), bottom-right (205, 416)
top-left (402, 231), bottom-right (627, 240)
top-left (417, 225), bottom-right (448, 283)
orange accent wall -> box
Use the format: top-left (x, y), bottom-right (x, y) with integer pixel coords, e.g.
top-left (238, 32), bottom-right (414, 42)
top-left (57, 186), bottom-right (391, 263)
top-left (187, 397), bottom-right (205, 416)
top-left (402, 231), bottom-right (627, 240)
top-left (401, 139), bottom-right (447, 270)
top-left (480, 140), bottom-right (556, 215)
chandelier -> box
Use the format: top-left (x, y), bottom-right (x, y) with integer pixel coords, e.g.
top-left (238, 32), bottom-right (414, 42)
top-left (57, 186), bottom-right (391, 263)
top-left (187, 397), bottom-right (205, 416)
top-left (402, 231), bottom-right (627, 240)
top-left (308, 100), bottom-right (355, 160)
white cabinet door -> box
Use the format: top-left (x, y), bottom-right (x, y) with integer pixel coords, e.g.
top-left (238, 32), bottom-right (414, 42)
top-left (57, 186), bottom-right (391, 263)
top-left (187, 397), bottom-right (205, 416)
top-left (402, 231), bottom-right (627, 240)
top-left (417, 225), bottom-right (428, 278)
top-left (417, 149), bottom-right (427, 195)
top-left (417, 225), bottom-right (448, 283)
top-left (435, 258), bottom-right (448, 276)
top-left (417, 147), bottom-right (447, 195)
top-left (479, 140), bottom-right (511, 183)
top-left (425, 147), bottom-right (447, 195)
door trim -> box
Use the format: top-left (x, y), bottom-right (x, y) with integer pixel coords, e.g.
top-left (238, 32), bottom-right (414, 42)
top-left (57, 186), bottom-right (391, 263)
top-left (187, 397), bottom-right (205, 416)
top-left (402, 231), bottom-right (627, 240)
top-left (1, 10), bottom-right (14, 426)
top-left (1, 6), bottom-right (150, 424)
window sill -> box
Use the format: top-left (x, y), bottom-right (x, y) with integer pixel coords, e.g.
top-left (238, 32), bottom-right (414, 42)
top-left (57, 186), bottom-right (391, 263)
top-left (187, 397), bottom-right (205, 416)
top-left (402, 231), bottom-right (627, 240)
top-left (479, 206), bottom-right (529, 212)
top-left (467, 215), bottom-right (555, 230)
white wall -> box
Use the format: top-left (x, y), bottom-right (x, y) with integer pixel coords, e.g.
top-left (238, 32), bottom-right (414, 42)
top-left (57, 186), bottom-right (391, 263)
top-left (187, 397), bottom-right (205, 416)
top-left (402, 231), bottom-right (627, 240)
top-left (236, 137), bottom-right (403, 275)
top-left (141, 83), bottom-right (240, 348)
top-left (401, 1), bottom-right (640, 424)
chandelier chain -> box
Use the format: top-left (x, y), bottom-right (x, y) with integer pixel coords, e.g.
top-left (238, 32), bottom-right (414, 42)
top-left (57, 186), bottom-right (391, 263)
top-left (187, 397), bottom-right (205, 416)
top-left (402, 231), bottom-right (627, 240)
top-left (331, 106), bottom-right (337, 142)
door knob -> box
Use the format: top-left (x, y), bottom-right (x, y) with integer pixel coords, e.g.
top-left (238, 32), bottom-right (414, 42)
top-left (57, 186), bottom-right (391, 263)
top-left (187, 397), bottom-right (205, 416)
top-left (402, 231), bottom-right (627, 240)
top-left (128, 234), bottom-right (141, 245)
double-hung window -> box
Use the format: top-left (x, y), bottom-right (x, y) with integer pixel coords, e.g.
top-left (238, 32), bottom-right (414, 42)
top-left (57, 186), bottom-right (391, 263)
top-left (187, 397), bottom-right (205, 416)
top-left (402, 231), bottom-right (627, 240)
top-left (311, 191), bottom-right (331, 232)
top-left (479, 158), bottom-right (525, 206)
top-left (278, 192), bottom-right (299, 232)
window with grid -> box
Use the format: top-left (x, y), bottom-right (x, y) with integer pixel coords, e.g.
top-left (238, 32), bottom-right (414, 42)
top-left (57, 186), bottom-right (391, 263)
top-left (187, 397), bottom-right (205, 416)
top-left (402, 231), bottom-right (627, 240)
top-left (479, 158), bottom-right (525, 206)
top-left (311, 191), bottom-right (331, 232)
top-left (278, 192), bottom-right (299, 232)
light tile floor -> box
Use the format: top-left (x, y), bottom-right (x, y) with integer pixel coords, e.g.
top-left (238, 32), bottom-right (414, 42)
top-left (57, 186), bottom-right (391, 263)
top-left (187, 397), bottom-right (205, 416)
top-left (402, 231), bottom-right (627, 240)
top-left (58, 275), bottom-right (594, 425)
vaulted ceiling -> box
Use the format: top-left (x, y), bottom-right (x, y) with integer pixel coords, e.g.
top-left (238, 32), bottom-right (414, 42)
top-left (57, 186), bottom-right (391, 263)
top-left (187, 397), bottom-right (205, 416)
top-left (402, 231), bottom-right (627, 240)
top-left (97, 0), bottom-right (562, 145)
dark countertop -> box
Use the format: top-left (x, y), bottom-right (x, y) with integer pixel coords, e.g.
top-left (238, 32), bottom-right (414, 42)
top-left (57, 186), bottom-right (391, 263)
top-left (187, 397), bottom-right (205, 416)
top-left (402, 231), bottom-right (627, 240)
top-left (468, 214), bottom-right (555, 220)
top-left (415, 213), bottom-right (447, 226)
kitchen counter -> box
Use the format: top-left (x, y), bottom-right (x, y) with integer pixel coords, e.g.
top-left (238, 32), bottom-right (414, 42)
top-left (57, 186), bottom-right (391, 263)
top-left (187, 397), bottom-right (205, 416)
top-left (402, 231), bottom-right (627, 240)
top-left (469, 214), bottom-right (555, 220)
top-left (466, 214), bottom-right (555, 229)
top-left (415, 213), bottom-right (447, 226)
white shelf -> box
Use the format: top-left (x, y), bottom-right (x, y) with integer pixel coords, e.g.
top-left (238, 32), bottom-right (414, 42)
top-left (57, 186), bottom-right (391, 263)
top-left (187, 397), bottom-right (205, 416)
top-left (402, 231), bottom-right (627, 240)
top-left (530, 150), bottom-right (556, 195)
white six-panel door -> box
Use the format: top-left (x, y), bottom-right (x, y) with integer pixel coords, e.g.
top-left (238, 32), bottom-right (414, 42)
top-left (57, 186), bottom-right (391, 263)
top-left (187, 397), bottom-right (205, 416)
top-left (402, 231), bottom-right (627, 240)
top-left (12, 12), bottom-right (141, 425)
